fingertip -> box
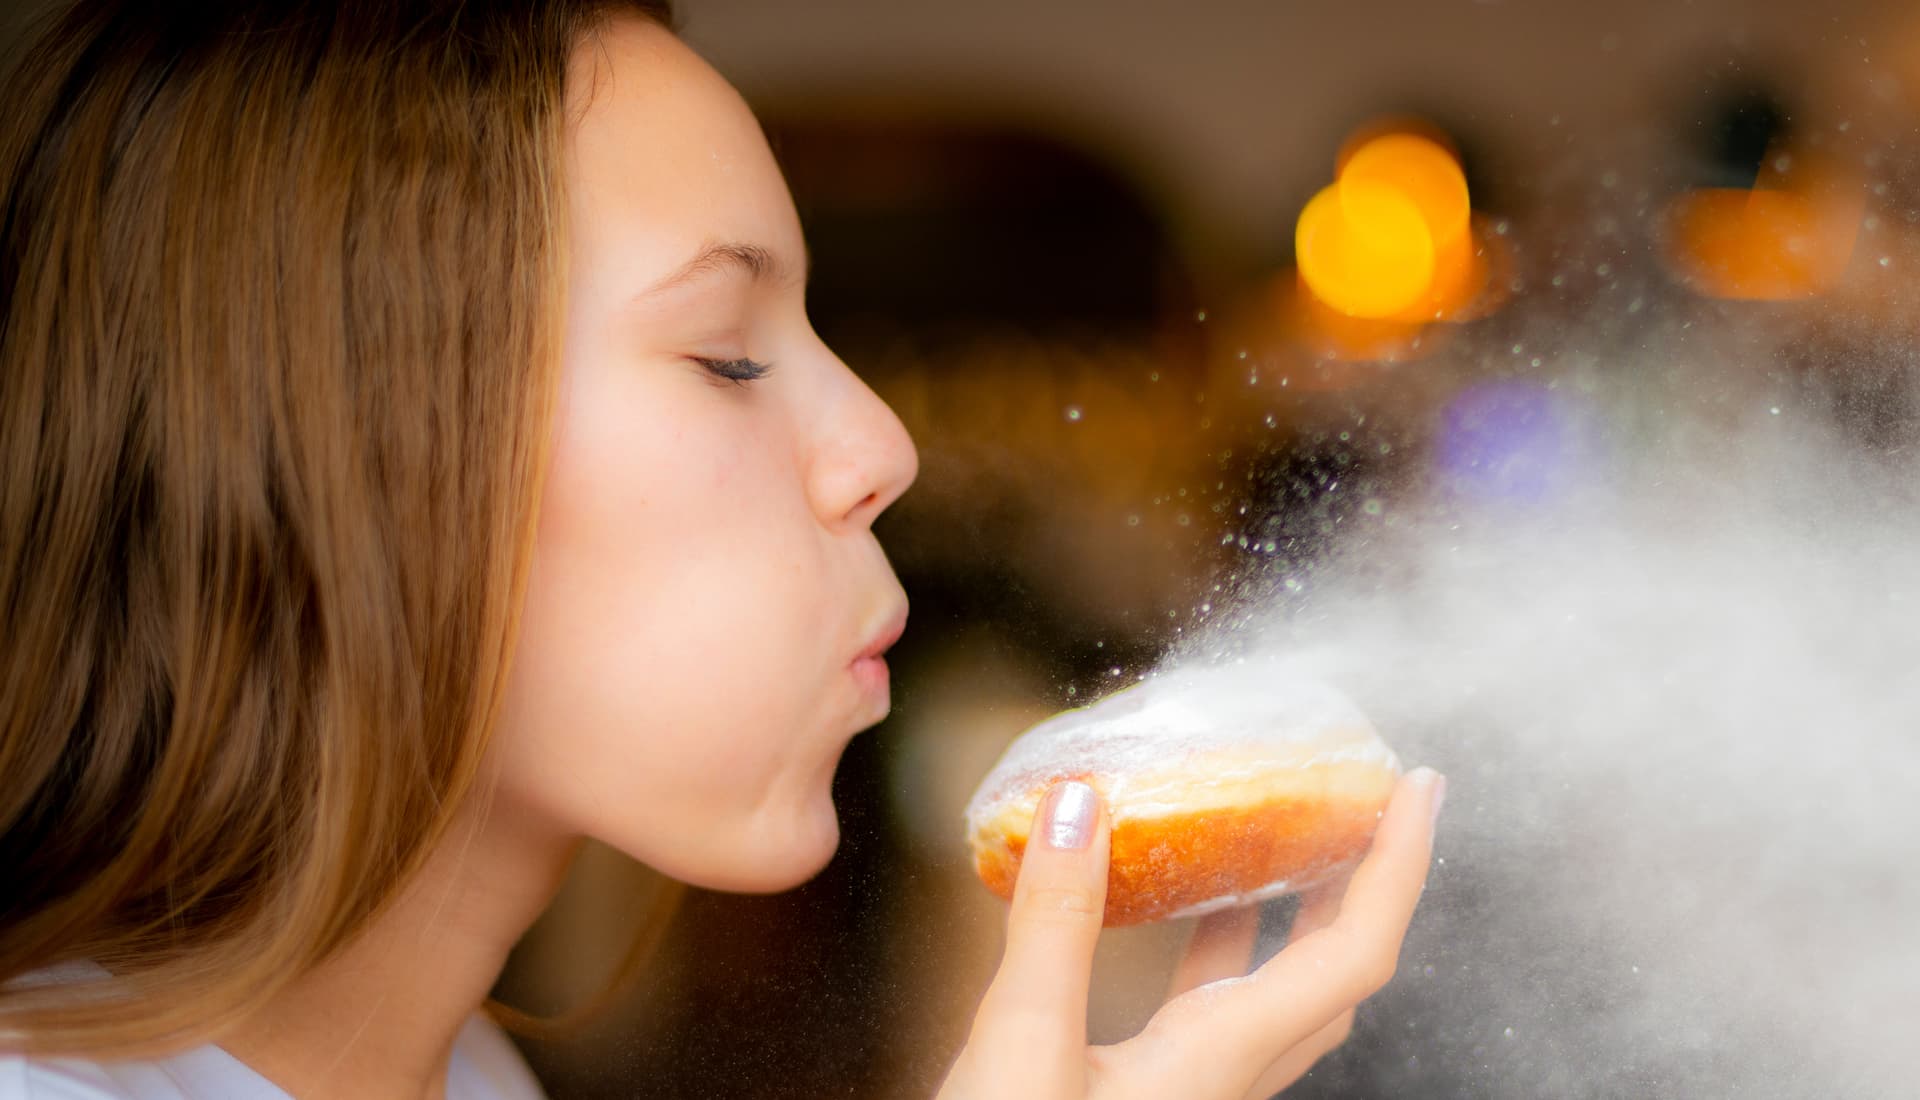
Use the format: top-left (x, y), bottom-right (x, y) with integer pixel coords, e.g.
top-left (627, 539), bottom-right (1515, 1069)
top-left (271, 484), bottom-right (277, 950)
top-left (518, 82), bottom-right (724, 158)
top-left (1396, 766), bottom-right (1446, 839)
top-left (1403, 763), bottom-right (1442, 792)
top-left (1322, 767), bottom-right (1442, 943)
top-left (1008, 780), bottom-right (1110, 925)
top-left (1036, 779), bottom-right (1102, 852)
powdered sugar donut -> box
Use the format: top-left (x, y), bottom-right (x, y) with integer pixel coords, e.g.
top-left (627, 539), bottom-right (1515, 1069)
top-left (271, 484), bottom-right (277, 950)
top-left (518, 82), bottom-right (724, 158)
top-left (963, 664), bottom-right (1401, 926)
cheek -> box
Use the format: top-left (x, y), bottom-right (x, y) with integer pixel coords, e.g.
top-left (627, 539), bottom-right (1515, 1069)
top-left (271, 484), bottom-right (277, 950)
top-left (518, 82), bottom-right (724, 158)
top-left (543, 386), bottom-right (822, 703)
top-left (492, 362), bottom-right (846, 887)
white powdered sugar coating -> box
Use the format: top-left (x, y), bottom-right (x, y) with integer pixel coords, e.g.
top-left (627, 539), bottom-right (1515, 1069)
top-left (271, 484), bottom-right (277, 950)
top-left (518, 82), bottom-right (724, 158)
top-left (963, 662), bottom-right (1400, 830)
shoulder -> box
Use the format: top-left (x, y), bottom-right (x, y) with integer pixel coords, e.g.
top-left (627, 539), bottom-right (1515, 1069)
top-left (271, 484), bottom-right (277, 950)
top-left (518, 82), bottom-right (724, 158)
top-left (0, 1053), bottom-right (165, 1100)
top-left (0, 1021), bottom-right (540, 1100)
top-left (0, 965), bottom-right (288, 1100)
top-left (0, 1045), bottom-right (290, 1100)
top-left (448, 1013), bottom-right (546, 1100)
top-left (0, 964), bottom-right (149, 1099)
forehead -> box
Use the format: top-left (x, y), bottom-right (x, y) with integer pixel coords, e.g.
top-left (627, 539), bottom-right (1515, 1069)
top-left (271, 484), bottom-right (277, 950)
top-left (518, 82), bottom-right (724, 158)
top-left (564, 17), bottom-right (801, 275)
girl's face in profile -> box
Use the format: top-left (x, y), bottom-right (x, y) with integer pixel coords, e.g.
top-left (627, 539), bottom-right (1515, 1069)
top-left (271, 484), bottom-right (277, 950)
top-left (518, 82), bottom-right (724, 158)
top-left (492, 15), bottom-right (917, 892)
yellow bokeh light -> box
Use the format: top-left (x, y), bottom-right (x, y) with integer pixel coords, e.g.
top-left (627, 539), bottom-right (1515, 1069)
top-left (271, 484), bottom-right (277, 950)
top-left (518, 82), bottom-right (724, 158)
top-left (1296, 179), bottom-right (1436, 319)
top-left (1339, 133), bottom-right (1470, 251)
top-left (1295, 125), bottom-right (1483, 324)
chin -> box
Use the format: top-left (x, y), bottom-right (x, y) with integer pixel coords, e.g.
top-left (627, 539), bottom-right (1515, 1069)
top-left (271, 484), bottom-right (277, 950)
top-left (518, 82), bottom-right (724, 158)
top-left (762, 797), bottom-right (842, 889)
top-left (673, 797), bottom-right (843, 895)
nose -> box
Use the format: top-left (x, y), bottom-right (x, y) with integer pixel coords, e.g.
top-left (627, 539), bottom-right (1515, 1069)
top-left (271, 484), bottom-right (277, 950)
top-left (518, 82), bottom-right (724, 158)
top-left (806, 348), bottom-right (919, 531)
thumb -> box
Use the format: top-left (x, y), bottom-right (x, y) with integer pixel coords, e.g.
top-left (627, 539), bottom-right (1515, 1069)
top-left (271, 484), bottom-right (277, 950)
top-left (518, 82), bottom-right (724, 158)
top-left (974, 780), bottom-right (1111, 1053)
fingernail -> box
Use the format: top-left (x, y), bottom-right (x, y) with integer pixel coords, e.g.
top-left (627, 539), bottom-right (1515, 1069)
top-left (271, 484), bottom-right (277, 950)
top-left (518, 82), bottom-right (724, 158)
top-left (1425, 770), bottom-right (1448, 829)
top-left (1042, 780), bottom-right (1097, 851)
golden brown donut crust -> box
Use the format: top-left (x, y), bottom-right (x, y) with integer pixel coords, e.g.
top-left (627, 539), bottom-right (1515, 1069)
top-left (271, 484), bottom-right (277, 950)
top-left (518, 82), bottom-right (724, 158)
top-left (967, 759), bottom-right (1398, 926)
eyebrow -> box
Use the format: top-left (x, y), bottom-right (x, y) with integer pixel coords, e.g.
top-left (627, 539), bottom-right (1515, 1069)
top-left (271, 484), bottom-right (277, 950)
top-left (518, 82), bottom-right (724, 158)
top-left (636, 240), bottom-right (808, 299)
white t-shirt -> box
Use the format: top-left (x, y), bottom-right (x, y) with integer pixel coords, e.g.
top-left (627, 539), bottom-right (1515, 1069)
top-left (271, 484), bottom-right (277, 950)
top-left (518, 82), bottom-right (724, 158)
top-left (0, 966), bottom-right (547, 1100)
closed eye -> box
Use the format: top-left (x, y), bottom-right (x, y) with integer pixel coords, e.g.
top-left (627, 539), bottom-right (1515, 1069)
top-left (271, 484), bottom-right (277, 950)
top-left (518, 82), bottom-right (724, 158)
top-left (692, 356), bottom-right (774, 386)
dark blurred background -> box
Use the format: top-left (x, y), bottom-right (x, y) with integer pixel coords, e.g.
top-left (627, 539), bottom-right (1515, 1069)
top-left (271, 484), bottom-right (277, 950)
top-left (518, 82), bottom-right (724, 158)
top-left (484, 0), bottom-right (1919, 1096)
top-left (491, 0), bottom-right (1920, 1090)
top-left (0, 0), bottom-right (1912, 1094)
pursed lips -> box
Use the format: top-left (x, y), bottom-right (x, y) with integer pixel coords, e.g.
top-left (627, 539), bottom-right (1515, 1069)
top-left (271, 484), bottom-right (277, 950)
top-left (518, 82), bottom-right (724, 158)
top-left (848, 601), bottom-right (908, 707)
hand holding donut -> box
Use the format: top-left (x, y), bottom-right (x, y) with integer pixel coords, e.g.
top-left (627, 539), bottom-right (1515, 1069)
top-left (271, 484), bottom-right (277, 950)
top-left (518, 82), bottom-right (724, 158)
top-left (938, 768), bottom-right (1443, 1100)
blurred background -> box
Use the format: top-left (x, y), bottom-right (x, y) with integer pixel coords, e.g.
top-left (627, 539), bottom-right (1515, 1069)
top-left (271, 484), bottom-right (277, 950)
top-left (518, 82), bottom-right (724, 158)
top-left (492, 0), bottom-right (1920, 1096)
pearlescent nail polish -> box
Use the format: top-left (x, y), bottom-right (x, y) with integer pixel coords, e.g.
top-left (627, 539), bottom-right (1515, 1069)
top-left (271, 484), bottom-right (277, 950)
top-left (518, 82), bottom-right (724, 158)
top-left (1044, 780), bottom-right (1097, 850)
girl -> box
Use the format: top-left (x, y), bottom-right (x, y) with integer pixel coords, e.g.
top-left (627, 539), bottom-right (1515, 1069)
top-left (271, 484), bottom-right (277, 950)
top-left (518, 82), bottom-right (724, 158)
top-left (0, 2), bottom-right (1443, 1097)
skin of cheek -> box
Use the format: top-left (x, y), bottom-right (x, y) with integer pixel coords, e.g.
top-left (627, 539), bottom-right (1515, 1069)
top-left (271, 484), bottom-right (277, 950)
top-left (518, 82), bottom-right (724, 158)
top-left (490, 344), bottom-right (855, 893)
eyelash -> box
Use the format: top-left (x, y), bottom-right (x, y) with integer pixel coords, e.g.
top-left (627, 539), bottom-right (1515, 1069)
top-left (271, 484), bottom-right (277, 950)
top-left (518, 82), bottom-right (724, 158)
top-left (692, 356), bottom-right (774, 386)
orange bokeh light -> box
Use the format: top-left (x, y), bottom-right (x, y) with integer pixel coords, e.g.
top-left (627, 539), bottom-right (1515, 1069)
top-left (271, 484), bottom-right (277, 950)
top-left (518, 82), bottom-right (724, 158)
top-left (1661, 146), bottom-right (1863, 300)
top-left (1334, 116), bottom-right (1461, 176)
top-left (1341, 133), bottom-right (1470, 251)
top-left (1392, 219), bottom-right (1489, 323)
top-left (1296, 127), bottom-right (1480, 323)
top-left (1296, 180), bottom-right (1436, 319)
top-left (1286, 269), bottom-right (1435, 365)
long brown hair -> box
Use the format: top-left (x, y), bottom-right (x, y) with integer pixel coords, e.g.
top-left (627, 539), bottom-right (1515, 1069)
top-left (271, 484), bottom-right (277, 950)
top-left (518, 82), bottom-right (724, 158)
top-left (0, 0), bottom-right (668, 1057)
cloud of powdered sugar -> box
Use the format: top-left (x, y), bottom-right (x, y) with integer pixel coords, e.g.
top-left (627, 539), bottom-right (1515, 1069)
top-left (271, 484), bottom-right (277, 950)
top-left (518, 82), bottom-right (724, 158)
top-left (1165, 299), bottom-right (1920, 1097)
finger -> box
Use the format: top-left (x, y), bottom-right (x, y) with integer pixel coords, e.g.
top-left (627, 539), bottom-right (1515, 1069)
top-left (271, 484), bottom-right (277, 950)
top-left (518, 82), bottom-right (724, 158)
top-left (1228, 884), bottom-right (1350, 1097)
top-left (1243, 1009), bottom-right (1355, 1100)
top-left (1314, 766), bottom-right (1443, 953)
top-left (971, 780), bottom-right (1110, 1055)
top-left (1167, 905), bottom-right (1260, 999)
top-left (1132, 767), bottom-right (1444, 1096)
